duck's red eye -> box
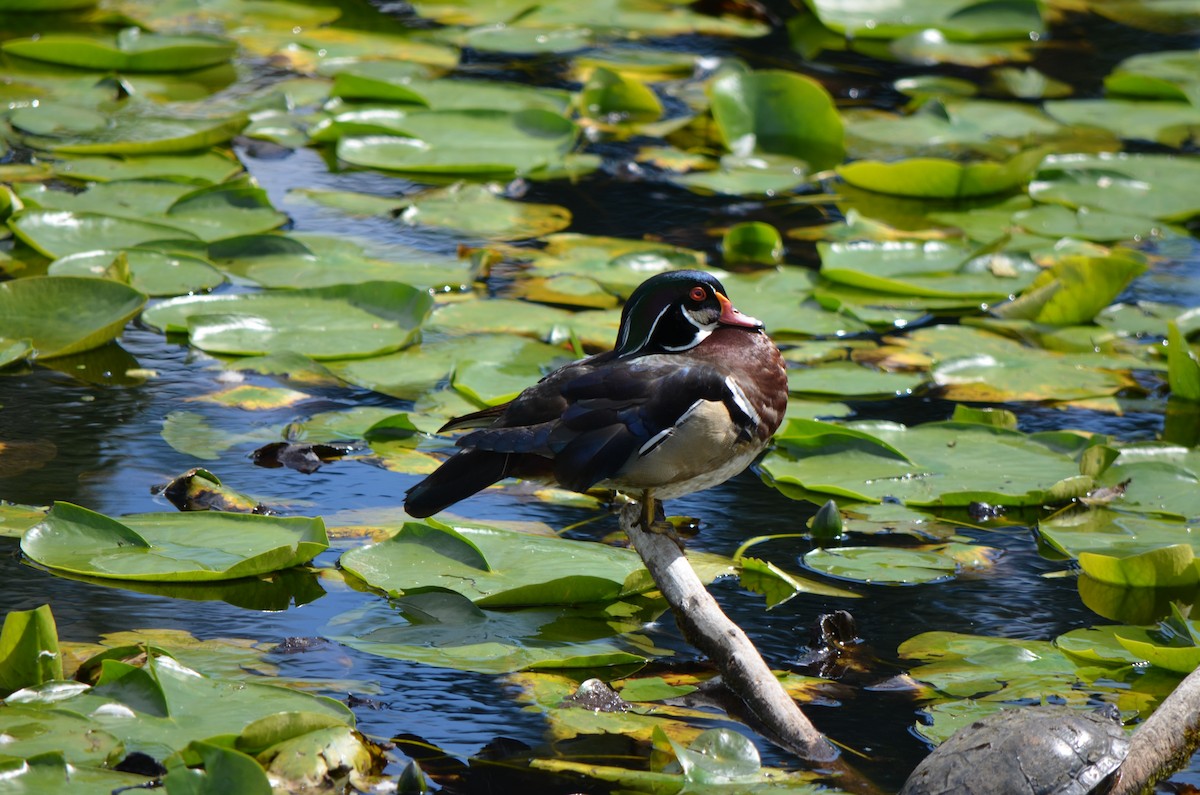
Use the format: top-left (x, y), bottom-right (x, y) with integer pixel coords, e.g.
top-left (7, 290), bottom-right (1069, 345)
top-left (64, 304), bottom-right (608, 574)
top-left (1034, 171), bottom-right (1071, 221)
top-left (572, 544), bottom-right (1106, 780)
top-left (689, 286), bottom-right (707, 302)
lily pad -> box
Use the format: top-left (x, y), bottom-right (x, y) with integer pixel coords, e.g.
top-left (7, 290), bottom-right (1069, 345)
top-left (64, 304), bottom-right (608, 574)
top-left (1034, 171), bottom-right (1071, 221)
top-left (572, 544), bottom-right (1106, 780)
top-left (764, 417), bottom-right (1091, 506)
top-left (1105, 50), bottom-right (1200, 106)
top-left (340, 517), bottom-right (652, 607)
top-left (803, 543), bottom-right (996, 584)
top-left (9, 209), bottom-right (199, 258)
top-left (328, 333), bottom-right (570, 402)
top-left (21, 502), bottom-right (328, 582)
top-left (48, 248), bottom-right (224, 296)
top-left (0, 276), bottom-right (145, 359)
top-left (142, 281), bottom-right (432, 360)
top-left (837, 148), bottom-right (1045, 199)
top-left (818, 240), bottom-right (1040, 299)
top-left (5, 654), bottom-right (353, 762)
top-left (708, 69), bottom-right (844, 170)
top-left (295, 183), bottom-right (572, 241)
top-left (336, 109), bottom-right (578, 178)
top-left (0, 605), bottom-right (62, 696)
top-left (1044, 99), bottom-right (1200, 148)
top-left (51, 151), bottom-right (243, 184)
top-left (3, 28), bottom-right (236, 72)
top-left (1038, 508), bottom-right (1199, 563)
top-left (328, 592), bottom-right (660, 674)
top-left (803, 0), bottom-right (1044, 41)
top-left (1029, 153), bottom-right (1200, 221)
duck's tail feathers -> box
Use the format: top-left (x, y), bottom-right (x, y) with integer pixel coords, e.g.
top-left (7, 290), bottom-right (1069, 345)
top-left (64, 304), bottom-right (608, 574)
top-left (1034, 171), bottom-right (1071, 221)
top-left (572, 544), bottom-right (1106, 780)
top-left (403, 450), bottom-right (510, 518)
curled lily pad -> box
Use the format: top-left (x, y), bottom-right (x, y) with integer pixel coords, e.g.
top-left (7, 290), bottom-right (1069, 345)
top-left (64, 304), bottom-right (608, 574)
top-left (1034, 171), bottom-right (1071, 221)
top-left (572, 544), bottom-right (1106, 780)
top-left (142, 281), bottom-right (432, 360)
top-left (837, 148), bottom-right (1045, 198)
top-left (709, 69), bottom-right (844, 170)
top-left (2, 28), bottom-right (236, 72)
top-left (0, 276), bottom-right (145, 359)
top-left (21, 502), bottom-right (328, 582)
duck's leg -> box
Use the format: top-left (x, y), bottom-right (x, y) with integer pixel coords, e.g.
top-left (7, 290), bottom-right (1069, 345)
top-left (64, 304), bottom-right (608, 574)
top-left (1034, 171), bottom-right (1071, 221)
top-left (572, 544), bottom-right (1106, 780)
top-left (638, 489), bottom-right (685, 549)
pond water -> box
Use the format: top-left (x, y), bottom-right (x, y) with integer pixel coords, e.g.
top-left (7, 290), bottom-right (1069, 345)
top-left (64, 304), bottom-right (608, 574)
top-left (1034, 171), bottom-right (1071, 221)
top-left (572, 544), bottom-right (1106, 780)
top-left (2, 0), bottom-right (1200, 792)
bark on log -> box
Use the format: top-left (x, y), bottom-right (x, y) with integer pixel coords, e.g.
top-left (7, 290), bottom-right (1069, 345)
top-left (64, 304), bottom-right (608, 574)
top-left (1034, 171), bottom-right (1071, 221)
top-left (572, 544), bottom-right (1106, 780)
top-left (621, 504), bottom-right (838, 764)
top-left (1110, 664), bottom-right (1200, 795)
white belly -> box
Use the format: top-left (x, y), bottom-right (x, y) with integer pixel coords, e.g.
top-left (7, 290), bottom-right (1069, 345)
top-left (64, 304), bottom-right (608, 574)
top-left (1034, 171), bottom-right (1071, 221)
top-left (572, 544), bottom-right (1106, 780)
top-left (601, 399), bottom-right (765, 499)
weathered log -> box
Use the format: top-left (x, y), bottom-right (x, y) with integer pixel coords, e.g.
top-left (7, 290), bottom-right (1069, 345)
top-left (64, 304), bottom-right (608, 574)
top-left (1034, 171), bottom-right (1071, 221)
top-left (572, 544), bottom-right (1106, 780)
top-left (1110, 663), bottom-right (1200, 795)
top-left (620, 504), bottom-right (837, 763)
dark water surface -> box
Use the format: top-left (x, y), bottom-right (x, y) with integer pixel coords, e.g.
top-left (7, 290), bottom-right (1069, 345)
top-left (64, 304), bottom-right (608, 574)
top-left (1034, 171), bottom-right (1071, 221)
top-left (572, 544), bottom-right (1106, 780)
top-left (3, 0), bottom-right (1200, 792)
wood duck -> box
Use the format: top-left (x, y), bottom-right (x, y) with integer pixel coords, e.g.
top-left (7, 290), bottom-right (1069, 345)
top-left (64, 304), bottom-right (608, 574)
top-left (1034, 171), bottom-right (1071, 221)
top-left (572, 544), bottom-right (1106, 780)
top-left (404, 270), bottom-right (788, 530)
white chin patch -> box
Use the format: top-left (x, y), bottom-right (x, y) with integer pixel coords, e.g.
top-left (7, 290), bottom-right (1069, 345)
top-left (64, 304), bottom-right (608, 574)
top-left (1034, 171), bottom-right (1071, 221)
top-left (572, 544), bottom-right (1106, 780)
top-left (661, 308), bottom-right (714, 352)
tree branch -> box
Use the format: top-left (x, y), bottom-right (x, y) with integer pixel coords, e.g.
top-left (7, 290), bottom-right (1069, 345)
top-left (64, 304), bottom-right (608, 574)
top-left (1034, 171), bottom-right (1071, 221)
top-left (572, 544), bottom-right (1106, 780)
top-left (1110, 664), bottom-right (1200, 795)
top-left (621, 504), bottom-right (838, 763)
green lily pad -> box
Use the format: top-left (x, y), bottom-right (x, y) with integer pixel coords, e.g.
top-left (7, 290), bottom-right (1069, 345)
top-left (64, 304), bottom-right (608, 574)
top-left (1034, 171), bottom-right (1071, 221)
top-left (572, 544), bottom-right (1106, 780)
top-left (991, 250), bottom-right (1147, 325)
top-left (0, 605), bottom-right (62, 697)
top-left (788, 362), bottom-right (928, 398)
top-left (0, 276), bottom-right (145, 359)
top-left (1029, 153), bottom-right (1200, 221)
top-left (9, 209), bottom-right (199, 258)
top-left (329, 62), bottom-right (570, 113)
top-left (340, 518), bottom-right (651, 607)
top-left (2, 28), bottom-right (236, 72)
top-left (1169, 321), bottom-right (1200, 402)
top-left (803, 543), bottom-right (996, 584)
top-left (580, 67), bottom-right (663, 124)
top-left (0, 752), bottom-right (148, 792)
top-left (709, 69), bottom-right (844, 171)
top-left (210, 233), bottom-right (472, 291)
top-left (1038, 508), bottom-right (1199, 562)
top-left (328, 333), bottom-right (570, 402)
top-left (818, 240), bottom-right (1040, 299)
top-left (1044, 99), bottom-right (1200, 148)
top-left (48, 248), bottom-right (224, 296)
top-left (161, 411), bottom-right (279, 461)
top-left (21, 502), bottom-right (328, 582)
top-left (803, 0), bottom-right (1044, 41)
top-left (1055, 625), bottom-right (1147, 667)
top-left (1113, 627), bottom-right (1200, 674)
top-left (336, 109), bottom-right (578, 178)
top-left (328, 592), bottom-right (660, 674)
top-left (1078, 543), bottom-right (1198, 588)
top-left (294, 183), bottom-right (571, 241)
top-left (142, 281), bottom-right (432, 360)
top-left (764, 418), bottom-right (1090, 506)
top-left (837, 148), bottom-right (1045, 199)
top-left (672, 152), bottom-right (816, 196)
top-left (5, 654), bottom-right (353, 761)
top-left (1105, 50), bottom-right (1200, 105)
top-left (14, 106), bottom-right (248, 154)
top-left (0, 503), bottom-right (47, 539)
top-left (51, 151), bottom-right (243, 184)
top-left (897, 324), bottom-right (1141, 403)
